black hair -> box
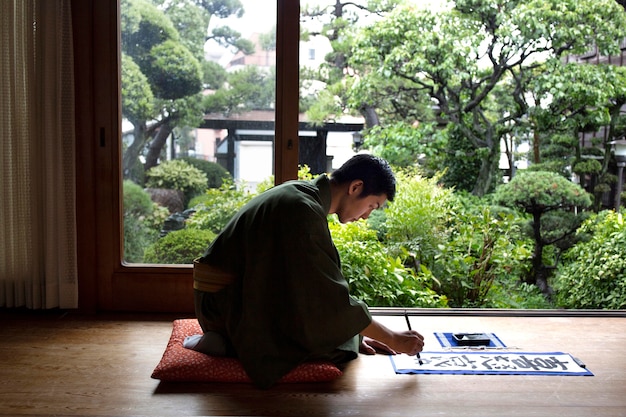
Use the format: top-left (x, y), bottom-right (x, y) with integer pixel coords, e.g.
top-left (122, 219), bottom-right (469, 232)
top-left (330, 154), bottom-right (396, 201)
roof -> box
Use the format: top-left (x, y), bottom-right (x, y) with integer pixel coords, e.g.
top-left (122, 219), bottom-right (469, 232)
top-left (201, 110), bottom-right (364, 132)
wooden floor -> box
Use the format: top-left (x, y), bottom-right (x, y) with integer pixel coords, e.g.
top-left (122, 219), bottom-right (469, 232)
top-left (1, 310), bottom-right (625, 417)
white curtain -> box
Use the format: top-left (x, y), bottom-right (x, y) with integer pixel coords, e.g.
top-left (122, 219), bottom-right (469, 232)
top-left (0, 0), bottom-right (78, 308)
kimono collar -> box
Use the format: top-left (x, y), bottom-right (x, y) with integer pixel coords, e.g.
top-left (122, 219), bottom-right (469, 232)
top-left (313, 174), bottom-right (332, 215)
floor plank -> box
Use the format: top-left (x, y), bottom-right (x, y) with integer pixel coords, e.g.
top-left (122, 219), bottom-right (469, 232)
top-left (0, 311), bottom-right (624, 417)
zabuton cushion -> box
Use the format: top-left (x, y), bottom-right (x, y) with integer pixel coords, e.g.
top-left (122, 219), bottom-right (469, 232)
top-left (151, 318), bottom-right (343, 383)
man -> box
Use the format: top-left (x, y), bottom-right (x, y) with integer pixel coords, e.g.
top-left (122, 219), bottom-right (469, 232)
top-left (186, 154), bottom-right (424, 388)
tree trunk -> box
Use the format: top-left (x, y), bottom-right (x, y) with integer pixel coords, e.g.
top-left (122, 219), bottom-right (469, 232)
top-left (532, 129), bottom-right (541, 164)
top-left (529, 210), bottom-right (552, 295)
top-left (144, 123), bottom-right (173, 171)
top-left (122, 122), bottom-right (147, 183)
top-left (472, 143), bottom-right (499, 197)
top-left (360, 105), bottom-right (380, 128)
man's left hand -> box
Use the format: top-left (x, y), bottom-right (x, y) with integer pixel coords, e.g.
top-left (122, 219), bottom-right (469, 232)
top-left (360, 336), bottom-right (397, 355)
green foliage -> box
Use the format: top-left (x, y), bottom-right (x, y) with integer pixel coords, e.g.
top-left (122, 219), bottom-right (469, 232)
top-left (122, 180), bottom-right (169, 263)
top-left (147, 39), bottom-right (202, 99)
top-left (179, 157), bottom-right (231, 190)
top-left (349, 0), bottom-right (626, 196)
top-left (124, 179), bottom-right (154, 217)
top-left (427, 197), bottom-right (532, 307)
top-left (380, 173), bottom-right (536, 307)
top-left (187, 179), bottom-right (254, 234)
top-left (573, 158), bottom-right (602, 176)
top-left (529, 62), bottom-right (626, 209)
top-left (297, 164), bottom-right (314, 181)
top-left (485, 281), bottom-right (553, 309)
top-left (121, 0), bottom-right (179, 65)
top-left (300, 0), bottom-right (399, 124)
top-left (383, 169), bottom-right (454, 266)
top-left (202, 60), bottom-right (227, 89)
top-left (121, 53), bottom-right (154, 123)
top-left (554, 210), bottom-right (626, 309)
top-left (120, 0), bottom-right (249, 183)
top-left (203, 66), bottom-right (276, 114)
top-left (441, 125), bottom-right (482, 193)
top-left (143, 227), bottom-right (216, 264)
top-left (494, 171), bottom-right (592, 213)
top-left (493, 171), bottom-right (592, 290)
top-left (304, 83), bottom-right (350, 125)
top-left (157, 0), bottom-right (211, 62)
top-left (144, 159), bottom-right (208, 204)
top-left (364, 121), bottom-right (447, 170)
top-left (329, 220), bottom-right (447, 308)
top-left (123, 215), bottom-right (154, 263)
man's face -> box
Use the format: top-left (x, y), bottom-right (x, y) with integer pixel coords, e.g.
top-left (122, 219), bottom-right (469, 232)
top-left (336, 180), bottom-right (387, 224)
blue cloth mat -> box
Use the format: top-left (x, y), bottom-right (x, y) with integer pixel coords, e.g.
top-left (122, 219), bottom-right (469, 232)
top-left (390, 351), bottom-right (593, 376)
top-left (434, 332), bottom-right (507, 348)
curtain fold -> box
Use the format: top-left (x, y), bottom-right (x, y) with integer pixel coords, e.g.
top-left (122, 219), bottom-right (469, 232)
top-left (0, 0), bottom-right (78, 309)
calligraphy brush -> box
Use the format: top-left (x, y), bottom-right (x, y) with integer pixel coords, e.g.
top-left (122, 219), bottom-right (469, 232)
top-left (404, 311), bottom-right (423, 365)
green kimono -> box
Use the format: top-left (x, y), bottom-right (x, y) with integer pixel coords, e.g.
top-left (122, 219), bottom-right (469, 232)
top-left (194, 175), bottom-right (372, 388)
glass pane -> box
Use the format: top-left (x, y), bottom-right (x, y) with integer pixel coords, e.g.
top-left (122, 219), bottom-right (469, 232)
top-left (299, 2), bottom-right (362, 173)
top-left (120, 0), bottom-right (276, 264)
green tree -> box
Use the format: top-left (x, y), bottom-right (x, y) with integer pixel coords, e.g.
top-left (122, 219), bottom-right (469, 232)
top-left (528, 63), bottom-right (626, 210)
top-left (330, 220), bottom-right (448, 308)
top-left (203, 65), bottom-right (276, 115)
top-left (121, 0), bottom-right (253, 182)
top-left (121, 0), bottom-right (200, 180)
top-left (554, 210), bottom-right (626, 309)
top-left (350, 0), bottom-right (626, 196)
top-left (202, 60), bottom-right (228, 89)
top-left (363, 121), bottom-right (447, 173)
top-left (300, 0), bottom-right (401, 127)
top-left (493, 171), bottom-right (592, 294)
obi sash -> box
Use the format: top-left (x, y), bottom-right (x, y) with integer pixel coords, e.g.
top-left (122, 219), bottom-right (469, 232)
top-left (193, 260), bottom-right (236, 293)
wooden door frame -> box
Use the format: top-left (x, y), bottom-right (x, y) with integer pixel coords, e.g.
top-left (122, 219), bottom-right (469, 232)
top-left (73, 0), bottom-right (300, 313)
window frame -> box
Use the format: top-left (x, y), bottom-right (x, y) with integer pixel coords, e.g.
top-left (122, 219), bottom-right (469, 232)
top-left (72, 1), bottom-right (626, 317)
top-left (74, 0), bottom-right (299, 313)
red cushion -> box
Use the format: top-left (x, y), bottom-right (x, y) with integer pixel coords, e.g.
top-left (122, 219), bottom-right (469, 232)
top-left (151, 319), bottom-right (343, 383)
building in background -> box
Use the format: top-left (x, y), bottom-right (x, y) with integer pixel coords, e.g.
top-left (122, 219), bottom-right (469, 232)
top-left (193, 33), bottom-right (361, 189)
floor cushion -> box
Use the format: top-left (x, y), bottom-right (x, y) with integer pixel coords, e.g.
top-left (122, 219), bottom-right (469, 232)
top-left (151, 318), bottom-right (343, 383)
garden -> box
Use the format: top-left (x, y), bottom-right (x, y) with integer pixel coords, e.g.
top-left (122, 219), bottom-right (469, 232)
top-left (123, 159), bottom-right (626, 310)
top-left (120, 0), bottom-right (626, 311)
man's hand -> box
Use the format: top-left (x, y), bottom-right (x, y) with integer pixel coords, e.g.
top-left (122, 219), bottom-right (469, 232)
top-left (391, 329), bottom-right (424, 356)
top-left (360, 336), bottom-right (397, 355)
top-left (360, 320), bottom-right (424, 356)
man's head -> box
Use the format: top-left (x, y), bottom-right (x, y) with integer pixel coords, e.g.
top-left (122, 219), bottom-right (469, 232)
top-left (329, 154), bottom-right (396, 223)
top-left (331, 154), bottom-right (396, 201)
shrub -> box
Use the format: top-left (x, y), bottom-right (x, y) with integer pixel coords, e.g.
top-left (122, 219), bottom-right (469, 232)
top-left (493, 170), bottom-right (592, 293)
top-left (143, 228), bottom-right (216, 264)
top-left (330, 219), bottom-right (447, 308)
top-left (145, 159), bottom-right (208, 204)
top-left (383, 169), bottom-right (454, 266)
top-left (187, 179), bottom-right (254, 234)
top-left (123, 179), bottom-right (154, 218)
top-left (427, 197), bottom-right (531, 307)
top-left (123, 215), bottom-right (154, 263)
top-left (484, 281), bottom-right (553, 309)
top-left (380, 174), bottom-right (535, 308)
top-left (179, 157), bottom-right (231, 190)
top-left (554, 210), bottom-right (626, 309)
top-left (123, 180), bottom-right (168, 263)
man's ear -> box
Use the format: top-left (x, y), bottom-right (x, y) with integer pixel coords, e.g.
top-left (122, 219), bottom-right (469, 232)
top-left (348, 180), bottom-right (364, 195)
